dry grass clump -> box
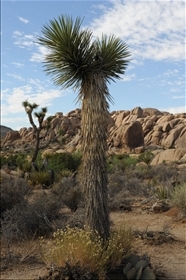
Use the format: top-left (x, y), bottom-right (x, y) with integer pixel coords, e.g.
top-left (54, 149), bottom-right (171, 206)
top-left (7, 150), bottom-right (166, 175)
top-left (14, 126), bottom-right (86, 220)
top-left (148, 163), bottom-right (179, 183)
top-left (0, 174), bottom-right (31, 214)
top-left (108, 170), bottom-right (149, 198)
top-left (52, 177), bottom-right (83, 211)
top-left (171, 183), bottom-right (186, 215)
top-left (1, 192), bottom-right (65, 242)
top-left (40, 226), bottom-right (133, 277)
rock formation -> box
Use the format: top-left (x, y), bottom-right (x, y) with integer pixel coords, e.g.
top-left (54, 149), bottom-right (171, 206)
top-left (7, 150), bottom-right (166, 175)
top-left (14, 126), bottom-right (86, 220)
top-left (1, 107), bottom-right (186, 164)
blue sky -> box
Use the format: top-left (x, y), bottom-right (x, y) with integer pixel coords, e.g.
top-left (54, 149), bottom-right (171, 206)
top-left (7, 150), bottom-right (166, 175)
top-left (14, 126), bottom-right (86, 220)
top-left (1, 0), bottom-right (185, 130)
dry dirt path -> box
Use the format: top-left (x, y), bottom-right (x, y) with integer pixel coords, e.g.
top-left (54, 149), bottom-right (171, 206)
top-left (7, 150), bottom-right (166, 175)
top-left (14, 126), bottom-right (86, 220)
top-left (1, 208), bottom-right (186, 280)
top-left (111, 208), bottom-right (186, 280)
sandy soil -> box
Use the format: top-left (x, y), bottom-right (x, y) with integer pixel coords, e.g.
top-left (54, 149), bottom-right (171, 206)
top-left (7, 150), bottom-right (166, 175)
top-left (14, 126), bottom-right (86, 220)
top-left (1, 206), bottom-right (186, 280)
top-left (111, 208), bottom-right (186, 280)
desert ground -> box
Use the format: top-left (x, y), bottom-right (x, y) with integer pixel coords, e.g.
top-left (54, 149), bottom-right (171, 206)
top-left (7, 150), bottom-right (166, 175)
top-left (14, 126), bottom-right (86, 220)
top-left (1, 199), bottom-right (185, 280)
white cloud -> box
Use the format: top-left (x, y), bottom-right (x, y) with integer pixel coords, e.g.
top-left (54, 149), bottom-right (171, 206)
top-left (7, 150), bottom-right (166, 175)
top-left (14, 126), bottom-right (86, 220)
top-left (2, 82), bottom-right (63, 116)
top-left (12, 62), bottom-right (24, 68)
top-left (172, 95), bottom-right (185, 99)
top-left (161, 106), bottom-right (186, 114)
top-left (30, 45), bottom-right (51, 62)
top-left (89, 0), bottom-right (185, 62)
top-left (163, 69), bottom-right (179, 76)
top-left (13, 30), bottom-right (23, 36)
top-left (1, 116), bottom-right (30, 130)
top-left (121, 73), bottom-right (136, 81)
top-left (18, 16), bottom-right (29, 24)
top-left (13, 32), bottom-right (35, 49)
top-left (6, 73), bottom-right (25, 81)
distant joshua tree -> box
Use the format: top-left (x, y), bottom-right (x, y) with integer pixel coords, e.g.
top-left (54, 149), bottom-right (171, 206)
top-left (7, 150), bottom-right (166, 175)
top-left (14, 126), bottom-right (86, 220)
top-left (37, 15), bottom-right (130, 241)
top-left (22, 100), bottom-right (53, 163)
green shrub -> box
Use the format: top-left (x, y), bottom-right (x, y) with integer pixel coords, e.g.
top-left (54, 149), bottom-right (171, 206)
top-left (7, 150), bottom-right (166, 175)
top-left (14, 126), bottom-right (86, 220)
top-left (0, 175), bottom-right (31, 214)
top-left (114, 153), bottom-right (129, 160)
top-left (107, 154), bottom-right (138, 172)
top-left (171, 183), bottom-right (186, 215)
top-left (40, 226), bottom-right (133, 278)
top-left (122, 156), bottom-right (138, 168)
top-left (0, 154), bottom-right (17, 169)
top-left (15, 153), bottom-right (28, 169)
top-left (44, 152), bottom-right (82, 173)
top-left (0, 152), bottom-right (32, 171)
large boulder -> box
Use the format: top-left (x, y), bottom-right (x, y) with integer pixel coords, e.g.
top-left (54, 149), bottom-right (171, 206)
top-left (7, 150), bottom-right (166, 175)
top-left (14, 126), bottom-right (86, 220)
top-left (151, 148), bottom-right (186, 165)
top-left (175, 127), bottom-right (186, 148)
top-left (161, 124), bottom-right (185, 149)
top-left (109, 121), bottom-right (144, 150)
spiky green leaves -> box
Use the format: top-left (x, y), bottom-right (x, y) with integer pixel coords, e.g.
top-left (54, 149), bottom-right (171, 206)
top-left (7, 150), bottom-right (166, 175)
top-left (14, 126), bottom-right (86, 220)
top-left (37, 15), bottom-right (131, 91)
top-left (94, 34), bottom-right (131, 83)
top-left (37, 15), bottom-right (95, 89)
top-left (22, 100), bottom-right (39, 112)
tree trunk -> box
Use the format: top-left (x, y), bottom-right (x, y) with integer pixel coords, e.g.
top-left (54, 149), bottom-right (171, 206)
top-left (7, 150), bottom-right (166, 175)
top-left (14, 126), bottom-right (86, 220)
top-left (31, 130), bottom-right (40, 163)
top-left (81, 74), bottom-right (110, 241)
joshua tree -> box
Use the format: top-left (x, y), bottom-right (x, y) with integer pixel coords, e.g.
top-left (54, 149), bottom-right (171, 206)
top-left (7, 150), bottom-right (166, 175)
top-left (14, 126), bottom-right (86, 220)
top-left (37, 15), bottom-right (130, 240)
top-left (22, 101), bottom-right (53, 163)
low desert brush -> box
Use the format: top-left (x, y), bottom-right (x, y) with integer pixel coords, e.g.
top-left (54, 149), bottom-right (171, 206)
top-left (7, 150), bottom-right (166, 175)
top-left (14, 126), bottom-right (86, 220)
top-left (171, 183), bottom-right (186, 215)
top-left (40, 226), bottom-right (133, 277)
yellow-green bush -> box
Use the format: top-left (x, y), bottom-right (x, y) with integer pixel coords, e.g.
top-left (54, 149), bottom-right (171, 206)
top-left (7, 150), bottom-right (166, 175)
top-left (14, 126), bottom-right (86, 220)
top-left (40, 226), bottom-right (133, 277)
top-left (29, 171), bottom-right (51, 186)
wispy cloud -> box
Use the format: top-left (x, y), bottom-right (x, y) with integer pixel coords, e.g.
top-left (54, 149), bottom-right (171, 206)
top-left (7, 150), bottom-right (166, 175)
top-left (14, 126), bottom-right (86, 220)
top-left (161, 106), bottom-right (186, 114)
top-left (163, 69), bottom-right (179, 76)
top-left (18, 16), bottom-right (29, 24)
top-left (90, 0), bottom-right (185, 62)
top-left (121, 73), bottom-right (136, 82)
top-left (172, 95), bottom-right (185, 99)
top-left (2, 80), bottom-right (63, 117)
top-left (12, 62), bottom-right (24, 68)
top-left (30, 45), bottom-right (51, 62)
top-left (13, 32), bottom-right (35, 49)
top-left (6, 73), bottom-right (25, 81)
top-left (13, 30), bottom-right (23, 36)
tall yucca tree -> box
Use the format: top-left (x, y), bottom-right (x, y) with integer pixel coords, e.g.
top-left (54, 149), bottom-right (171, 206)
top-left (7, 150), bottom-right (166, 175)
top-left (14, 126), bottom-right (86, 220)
top-left (37, 15), bottom-right (130, 240)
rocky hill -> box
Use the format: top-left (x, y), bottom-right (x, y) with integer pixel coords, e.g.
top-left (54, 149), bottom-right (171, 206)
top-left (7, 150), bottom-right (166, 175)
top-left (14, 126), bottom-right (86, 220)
top-left (1, 107), bottom-right (186, 165)
top-left (0, 125), bottom-right (12, 138)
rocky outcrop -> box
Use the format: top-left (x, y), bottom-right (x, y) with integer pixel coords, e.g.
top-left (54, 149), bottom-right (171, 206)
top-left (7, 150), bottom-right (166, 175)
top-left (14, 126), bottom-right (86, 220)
top-left (0, 125), bottom-right (13, 138)
top-left (1, 107), bottom-right (186, 164)
top-left (3, 130), bottom-right (21, 143)
top-left (151, 148), bottom-right (186, 165)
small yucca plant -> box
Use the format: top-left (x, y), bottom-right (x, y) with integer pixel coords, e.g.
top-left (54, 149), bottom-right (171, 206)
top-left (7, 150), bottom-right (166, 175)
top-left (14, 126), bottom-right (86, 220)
top-left (29, 171), bottom-right (51, 187)
top-left (21, 162), bottom-right (32, 173)
top-left (138, 151), bottom-right (153, 166)
top-left (59, 169), bottom-right (73, 178)
top-left (154, 185), bottom-right (170, 200)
